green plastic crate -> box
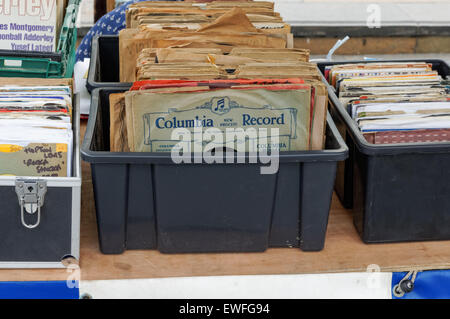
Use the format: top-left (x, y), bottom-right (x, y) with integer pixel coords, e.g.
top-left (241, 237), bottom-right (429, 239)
top-left (0, 0), bottom-right (80, 78)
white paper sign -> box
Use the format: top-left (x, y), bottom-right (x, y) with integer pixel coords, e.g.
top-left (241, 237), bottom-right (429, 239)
top-left (0, 0), bottom-right (57, 52)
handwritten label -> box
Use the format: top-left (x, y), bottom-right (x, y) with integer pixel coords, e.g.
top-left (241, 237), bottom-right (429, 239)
top-left (0, 143), bottom-right (67, 176)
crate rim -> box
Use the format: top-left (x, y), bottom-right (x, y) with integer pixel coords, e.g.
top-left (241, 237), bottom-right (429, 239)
top-left (81, 87), bottom-right (349, 164)
top-left (86, 35), bottom-right (132, 93)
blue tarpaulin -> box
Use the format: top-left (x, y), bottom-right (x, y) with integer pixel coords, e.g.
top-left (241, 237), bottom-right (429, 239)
top-left (0, 281), bottom-right (78, 299)
top-left (1, 271), bottom-right (450, 299)
top-left (392, 270), bottom-right (450, 299)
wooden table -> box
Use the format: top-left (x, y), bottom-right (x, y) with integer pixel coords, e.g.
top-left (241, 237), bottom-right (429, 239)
top-left (0, 120), bottom-right (449, 282)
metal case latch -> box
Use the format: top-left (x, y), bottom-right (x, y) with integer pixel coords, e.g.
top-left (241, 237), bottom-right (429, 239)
top-left (15, 180), bottom-right (47, 229)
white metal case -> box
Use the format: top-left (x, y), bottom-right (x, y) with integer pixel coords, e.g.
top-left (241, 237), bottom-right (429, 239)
top-left (0, 95), bottom-right (81, 268)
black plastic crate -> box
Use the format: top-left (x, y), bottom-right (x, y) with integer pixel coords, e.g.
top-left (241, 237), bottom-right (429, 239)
top-left (81, 87), bottom-right (348, 254)
top-left (317, 59), bottom-right (450, 243)
top-left (86, 36), bottom-right (130, 93)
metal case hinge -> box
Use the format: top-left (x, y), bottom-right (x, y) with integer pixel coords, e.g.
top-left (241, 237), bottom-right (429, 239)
top-left (15, 180), bottom-right (47, 229)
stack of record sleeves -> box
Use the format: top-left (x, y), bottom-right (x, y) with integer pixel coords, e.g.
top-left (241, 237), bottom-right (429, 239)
top-left (0, 85), bottom-right (73, 177)
top-left (325, 62), bottom-right (450, 144)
